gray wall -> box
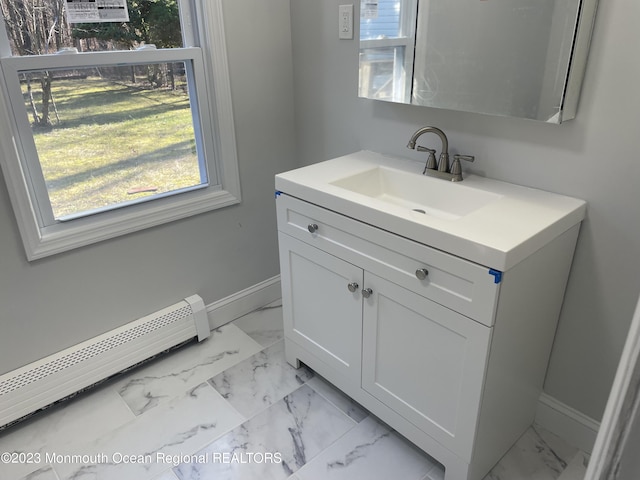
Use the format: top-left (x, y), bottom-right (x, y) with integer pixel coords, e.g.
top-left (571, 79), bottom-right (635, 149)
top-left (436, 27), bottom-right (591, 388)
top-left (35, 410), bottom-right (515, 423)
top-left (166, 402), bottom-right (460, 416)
top-left (290, 0), bottom-right (640, 421)
top-left (0, 0), bottom-right (297, 375)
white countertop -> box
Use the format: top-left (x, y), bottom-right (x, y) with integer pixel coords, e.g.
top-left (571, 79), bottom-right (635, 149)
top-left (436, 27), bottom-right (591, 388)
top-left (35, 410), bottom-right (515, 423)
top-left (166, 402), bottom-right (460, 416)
top-left (275, 151), bottom-right (586, 271)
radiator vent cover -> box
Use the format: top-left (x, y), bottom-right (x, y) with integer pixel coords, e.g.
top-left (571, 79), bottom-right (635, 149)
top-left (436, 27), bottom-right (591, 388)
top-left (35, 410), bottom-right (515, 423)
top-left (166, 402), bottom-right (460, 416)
top-left (0, 295), bottom-right (209, 429)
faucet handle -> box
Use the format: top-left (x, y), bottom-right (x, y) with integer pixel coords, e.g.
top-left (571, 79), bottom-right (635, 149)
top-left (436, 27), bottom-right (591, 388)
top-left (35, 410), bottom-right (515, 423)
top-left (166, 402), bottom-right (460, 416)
top-left (450, 155), bottom-right (475, 181)
top-left (416, 145), bottom-right (436, 153)
top-left (416, 146), bottom-right (435, 153)
top-left (417, 146), bottom-right (437, 172)
top-left (453, 154), bottom-right (475, 163)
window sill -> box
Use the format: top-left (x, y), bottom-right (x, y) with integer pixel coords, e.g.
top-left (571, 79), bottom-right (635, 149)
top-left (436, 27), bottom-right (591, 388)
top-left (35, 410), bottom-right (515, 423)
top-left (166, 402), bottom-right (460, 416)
top-left (19, 186), bottom-right (240, 260)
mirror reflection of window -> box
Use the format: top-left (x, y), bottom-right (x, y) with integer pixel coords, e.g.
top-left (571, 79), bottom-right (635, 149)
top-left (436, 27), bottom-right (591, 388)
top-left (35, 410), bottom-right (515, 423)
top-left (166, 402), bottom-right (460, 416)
top-left (358, 0), bottom-right (417, 103)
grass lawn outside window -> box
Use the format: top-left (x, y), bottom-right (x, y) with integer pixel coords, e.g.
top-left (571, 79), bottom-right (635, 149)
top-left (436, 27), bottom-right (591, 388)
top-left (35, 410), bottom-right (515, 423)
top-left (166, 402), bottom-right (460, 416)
top-left (30, 76), bottom-right (202, 219)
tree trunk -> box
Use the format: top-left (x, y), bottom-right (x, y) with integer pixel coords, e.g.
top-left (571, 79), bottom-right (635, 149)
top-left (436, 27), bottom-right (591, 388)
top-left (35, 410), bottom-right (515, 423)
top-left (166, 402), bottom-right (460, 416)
top-left (39, 74), bottom-right (52, 126)
top-left (169, 64), bottom-right (176, 91)
top-left (25, 76), bottom-right (40, 125)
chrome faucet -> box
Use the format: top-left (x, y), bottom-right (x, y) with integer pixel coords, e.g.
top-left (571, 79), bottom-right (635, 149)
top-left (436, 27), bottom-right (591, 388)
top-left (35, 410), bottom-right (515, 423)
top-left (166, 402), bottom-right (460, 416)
top-left (407, 126), bottom-right (474, 182)
top-left (407, 126), bottom-right (450, 173)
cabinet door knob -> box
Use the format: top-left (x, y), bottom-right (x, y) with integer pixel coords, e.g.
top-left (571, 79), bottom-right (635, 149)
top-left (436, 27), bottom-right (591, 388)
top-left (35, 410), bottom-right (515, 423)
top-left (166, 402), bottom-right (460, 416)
top-left (361, 288), bottom-right (373, 298)
top-left (347, 282), bottom-right (359, 293)
top-left (307, 223), bottom-right (319, 233)
top-left (416, 268), bottom-right (429, 280)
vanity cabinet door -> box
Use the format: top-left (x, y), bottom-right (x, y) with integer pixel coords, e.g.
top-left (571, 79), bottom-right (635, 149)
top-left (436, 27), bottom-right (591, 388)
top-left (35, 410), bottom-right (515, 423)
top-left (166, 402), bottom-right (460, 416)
top-left (279, 233), bottom-right (363, 383)
top-left (361, 272), bottom-right (491, 460)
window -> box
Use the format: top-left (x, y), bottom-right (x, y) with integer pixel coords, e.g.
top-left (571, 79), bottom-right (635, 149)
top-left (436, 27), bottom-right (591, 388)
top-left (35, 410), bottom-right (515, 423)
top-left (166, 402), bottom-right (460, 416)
top-left (359, 0), bottom-right (417, 103)
top-left (0, 0), bottom-right (239, 260)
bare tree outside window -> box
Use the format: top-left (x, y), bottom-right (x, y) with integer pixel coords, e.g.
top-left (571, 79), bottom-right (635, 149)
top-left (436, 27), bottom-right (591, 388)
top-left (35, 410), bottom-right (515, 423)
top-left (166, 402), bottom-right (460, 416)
top-left (0, 0), bottom-right (183, 125)
top-left (1, 0), bottom-right (70, 125)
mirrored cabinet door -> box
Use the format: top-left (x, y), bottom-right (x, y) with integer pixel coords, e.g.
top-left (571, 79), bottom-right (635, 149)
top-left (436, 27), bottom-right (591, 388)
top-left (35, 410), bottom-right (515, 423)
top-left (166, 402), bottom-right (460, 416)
top-left (358, 0), bottom-right (599, 123)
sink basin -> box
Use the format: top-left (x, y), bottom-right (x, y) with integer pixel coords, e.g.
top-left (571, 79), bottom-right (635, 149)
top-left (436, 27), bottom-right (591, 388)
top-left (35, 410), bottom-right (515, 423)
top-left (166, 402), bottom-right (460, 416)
top-left (330, 166), bottom-right (503, 220)
top-left (275, 150), bottom-right (587, 270)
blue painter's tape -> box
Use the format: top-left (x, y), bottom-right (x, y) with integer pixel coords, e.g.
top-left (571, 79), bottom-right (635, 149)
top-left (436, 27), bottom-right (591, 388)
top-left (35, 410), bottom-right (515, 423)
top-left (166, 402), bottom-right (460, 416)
top-left (489, 269), bottom-right (503, 284)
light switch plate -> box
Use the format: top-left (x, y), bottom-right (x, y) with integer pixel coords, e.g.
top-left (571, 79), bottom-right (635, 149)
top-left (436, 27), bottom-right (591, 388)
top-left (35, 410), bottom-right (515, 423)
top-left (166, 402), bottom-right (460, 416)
top-left (339, 4), bottom-right (353, 40)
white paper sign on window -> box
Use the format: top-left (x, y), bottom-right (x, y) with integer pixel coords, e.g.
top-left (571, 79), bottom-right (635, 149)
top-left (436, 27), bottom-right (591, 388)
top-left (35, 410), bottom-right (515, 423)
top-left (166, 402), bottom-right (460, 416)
top-left (65, 0), bottom-right (130, 24)
top-left (362, 1), bottom-right (379, 19)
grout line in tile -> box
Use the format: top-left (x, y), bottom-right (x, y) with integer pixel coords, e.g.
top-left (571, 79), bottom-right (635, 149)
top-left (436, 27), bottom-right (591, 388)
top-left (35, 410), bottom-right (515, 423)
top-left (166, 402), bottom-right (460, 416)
top-left (258, 336), bottom-right (284, 350)
top-left (283, 387), bottom-right (366, 478)
top-left (160, 471), bottom-right (178, 480)
top-left (166, 382), bottom-right (248, 459)
top-left (231, 301), bottom-right (285, 349)
top-left (206, 339), bottom-right (315, 422)
top-left (304, 375), bottom-right (369, 424)
top-left (152, 466), bottom-right (181, 480)
top-left (282, 383), bottom-right (361, 475)
top-left (305, 380), bottom-right (364, 426)
top-left (304, 413), bottom-right (360, 464)
top-left (51, 465), bottom-right (62, 480)
top-left (211, 378), bottom-right (304, 425)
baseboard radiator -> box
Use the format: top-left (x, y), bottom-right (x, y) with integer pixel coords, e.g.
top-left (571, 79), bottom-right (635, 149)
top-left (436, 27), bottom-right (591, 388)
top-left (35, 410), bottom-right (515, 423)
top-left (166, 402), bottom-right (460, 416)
top-left (0, 295), bottom-right (210, 429)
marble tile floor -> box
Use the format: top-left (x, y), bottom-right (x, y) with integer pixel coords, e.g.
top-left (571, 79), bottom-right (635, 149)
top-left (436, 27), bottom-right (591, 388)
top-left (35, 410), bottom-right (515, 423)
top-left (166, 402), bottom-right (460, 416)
top-left (0, 300), bottom-right (586, 480)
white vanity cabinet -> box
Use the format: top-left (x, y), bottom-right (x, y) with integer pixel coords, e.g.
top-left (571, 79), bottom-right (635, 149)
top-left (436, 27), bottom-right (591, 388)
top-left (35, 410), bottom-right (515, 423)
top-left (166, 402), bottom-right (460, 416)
top-left (277, 191), bottom-right (582, 480)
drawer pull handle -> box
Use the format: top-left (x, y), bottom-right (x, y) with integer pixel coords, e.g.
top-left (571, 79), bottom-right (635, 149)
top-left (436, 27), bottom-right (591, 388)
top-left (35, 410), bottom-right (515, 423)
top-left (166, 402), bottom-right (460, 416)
top-left (347, 282), bottom-right (359, 293)
top-left (362, 288), bottom-right (373, 298)
top-left (307, 223), bottom-right (319, 233)
top-left (415, 268), bottom-right (429, 280)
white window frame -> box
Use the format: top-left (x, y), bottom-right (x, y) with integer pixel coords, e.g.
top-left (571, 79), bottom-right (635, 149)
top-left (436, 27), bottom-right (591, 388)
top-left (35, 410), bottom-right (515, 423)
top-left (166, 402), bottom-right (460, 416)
top-left (0, 0), bottom-right (240, 261)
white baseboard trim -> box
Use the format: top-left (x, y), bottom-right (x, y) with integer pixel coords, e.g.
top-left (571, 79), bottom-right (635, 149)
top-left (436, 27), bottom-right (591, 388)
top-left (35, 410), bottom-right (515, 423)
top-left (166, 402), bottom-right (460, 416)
top-left (206, 275), bottom-right (281, 330)
top-left (536, 392), bottom-right (600, 454)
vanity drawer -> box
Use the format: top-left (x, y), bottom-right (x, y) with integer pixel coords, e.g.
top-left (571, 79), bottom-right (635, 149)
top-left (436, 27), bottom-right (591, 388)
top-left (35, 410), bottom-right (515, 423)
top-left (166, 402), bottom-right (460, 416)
top-left (276, 194), bottom-right (500, 326)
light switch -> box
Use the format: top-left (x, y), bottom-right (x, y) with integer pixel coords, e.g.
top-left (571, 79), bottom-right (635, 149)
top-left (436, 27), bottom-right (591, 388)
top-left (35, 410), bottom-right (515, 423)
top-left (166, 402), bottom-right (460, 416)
top-left (339, 4), bottom-right (353, 40)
